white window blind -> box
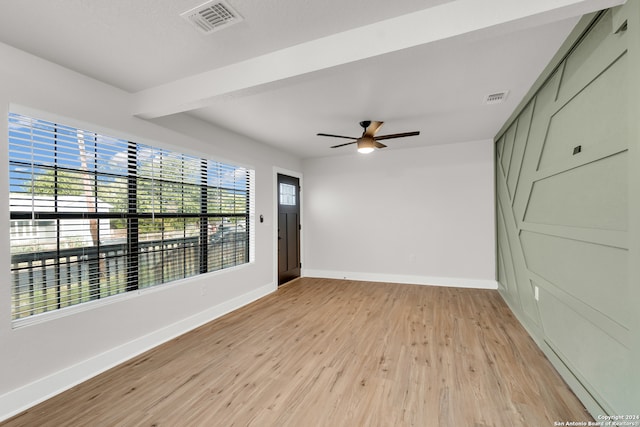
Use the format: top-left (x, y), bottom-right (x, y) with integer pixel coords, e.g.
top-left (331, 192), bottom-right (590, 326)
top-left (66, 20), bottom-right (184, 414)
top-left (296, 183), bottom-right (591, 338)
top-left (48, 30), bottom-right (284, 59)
top-left (9, 112), bottom-right (254, 321)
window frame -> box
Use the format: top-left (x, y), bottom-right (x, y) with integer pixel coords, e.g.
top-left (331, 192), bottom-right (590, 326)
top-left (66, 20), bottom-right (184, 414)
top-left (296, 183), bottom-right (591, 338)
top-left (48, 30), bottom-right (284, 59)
top-left (8, 110), bottom-right (255, 324)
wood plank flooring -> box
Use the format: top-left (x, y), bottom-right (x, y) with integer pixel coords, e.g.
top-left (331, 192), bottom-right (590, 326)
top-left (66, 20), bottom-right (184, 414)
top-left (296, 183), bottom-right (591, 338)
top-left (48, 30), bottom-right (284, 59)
top-left (2, 278), bottom-right (593, 426)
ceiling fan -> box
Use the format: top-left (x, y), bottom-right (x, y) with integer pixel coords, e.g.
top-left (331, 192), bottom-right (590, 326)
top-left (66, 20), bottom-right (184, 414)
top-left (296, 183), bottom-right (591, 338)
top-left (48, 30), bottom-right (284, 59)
top-left (317, 120), bottom-right (420, 153)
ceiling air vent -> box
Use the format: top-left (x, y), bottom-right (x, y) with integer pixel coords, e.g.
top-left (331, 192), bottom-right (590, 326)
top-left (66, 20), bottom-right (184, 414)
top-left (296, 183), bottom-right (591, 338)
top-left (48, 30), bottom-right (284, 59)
top-left (181, 0), bottom-right (243, 34)
top-left (484, 91), bottom-right (509, 105)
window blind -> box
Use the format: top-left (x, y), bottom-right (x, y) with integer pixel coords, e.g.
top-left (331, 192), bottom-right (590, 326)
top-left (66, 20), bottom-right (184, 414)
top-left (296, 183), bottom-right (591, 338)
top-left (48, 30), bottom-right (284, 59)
top-left (9, 112), bottom-right (253, 321)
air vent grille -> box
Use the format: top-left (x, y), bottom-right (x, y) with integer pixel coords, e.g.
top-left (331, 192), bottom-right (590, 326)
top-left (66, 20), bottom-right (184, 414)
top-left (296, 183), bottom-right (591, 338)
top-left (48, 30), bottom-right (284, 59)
top-left (484, 91), bottom-right (509, 105)
top-left (181, 0), bottom-right (243, 34)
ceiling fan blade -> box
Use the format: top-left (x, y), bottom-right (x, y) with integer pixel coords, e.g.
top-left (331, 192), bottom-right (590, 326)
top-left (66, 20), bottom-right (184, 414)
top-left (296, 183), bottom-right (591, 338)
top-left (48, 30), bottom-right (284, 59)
top-left (317, 133), bottom-right (358, 140)
top-left (374, 131), bottom-right (420, 141)
top-left (374, 141), bottom-right (387, 149)
top-left (363, 121), bottom-right (384, 138)
top-left (330, 140), bottom-right (358, 149)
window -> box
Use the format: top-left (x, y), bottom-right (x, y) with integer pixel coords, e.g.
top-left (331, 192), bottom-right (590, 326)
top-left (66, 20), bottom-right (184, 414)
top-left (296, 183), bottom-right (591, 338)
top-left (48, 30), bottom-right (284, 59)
top-left (9, 112), bottom-right (254, 321)
top-left (279, 183), bottom-right (296, 206)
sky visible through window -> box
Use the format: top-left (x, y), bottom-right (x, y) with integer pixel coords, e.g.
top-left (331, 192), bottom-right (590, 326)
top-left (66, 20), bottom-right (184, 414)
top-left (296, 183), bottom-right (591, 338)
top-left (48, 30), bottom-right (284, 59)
top-left (8, 113), bottom-right (248, 195)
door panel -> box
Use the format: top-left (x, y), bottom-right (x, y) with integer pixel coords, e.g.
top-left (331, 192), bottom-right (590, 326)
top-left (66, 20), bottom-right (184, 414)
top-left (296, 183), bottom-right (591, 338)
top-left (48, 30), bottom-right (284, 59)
top-left (278, 174), bottom-right (300, 285)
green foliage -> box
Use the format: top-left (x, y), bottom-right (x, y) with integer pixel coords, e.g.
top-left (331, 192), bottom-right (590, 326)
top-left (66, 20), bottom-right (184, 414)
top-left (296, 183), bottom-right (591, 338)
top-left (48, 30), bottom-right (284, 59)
top-left (26, 169), bottom-right (247, 233)
top-left (31, 169), bottom-right (87, 196)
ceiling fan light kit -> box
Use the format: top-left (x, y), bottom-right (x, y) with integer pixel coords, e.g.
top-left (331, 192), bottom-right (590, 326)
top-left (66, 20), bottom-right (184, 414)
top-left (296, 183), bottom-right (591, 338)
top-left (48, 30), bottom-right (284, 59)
top-left (357, 137), bottom-right (376, 154)
top-left (318, 120), bottom-right (420, 154)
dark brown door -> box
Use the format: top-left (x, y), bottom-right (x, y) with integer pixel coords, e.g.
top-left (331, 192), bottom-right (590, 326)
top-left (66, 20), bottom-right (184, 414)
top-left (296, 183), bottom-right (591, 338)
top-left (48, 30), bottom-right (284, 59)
top-left (278, 174), bottom-right (300, 285)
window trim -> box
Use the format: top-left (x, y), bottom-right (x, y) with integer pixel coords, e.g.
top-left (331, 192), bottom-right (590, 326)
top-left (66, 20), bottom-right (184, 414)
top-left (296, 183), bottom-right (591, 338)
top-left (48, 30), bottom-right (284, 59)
top-left (8, 107), bottom-right (256, 324)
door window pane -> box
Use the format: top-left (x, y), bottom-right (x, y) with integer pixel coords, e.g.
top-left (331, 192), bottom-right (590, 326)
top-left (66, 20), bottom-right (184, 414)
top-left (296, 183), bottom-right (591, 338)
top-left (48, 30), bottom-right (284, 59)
top-left (279, 183), bottom-right (296, 206)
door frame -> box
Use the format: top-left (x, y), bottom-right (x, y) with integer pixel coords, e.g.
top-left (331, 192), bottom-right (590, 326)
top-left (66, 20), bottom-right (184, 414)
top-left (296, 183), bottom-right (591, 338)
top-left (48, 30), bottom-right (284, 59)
top-left (273, 167), bottom-right (303, 288)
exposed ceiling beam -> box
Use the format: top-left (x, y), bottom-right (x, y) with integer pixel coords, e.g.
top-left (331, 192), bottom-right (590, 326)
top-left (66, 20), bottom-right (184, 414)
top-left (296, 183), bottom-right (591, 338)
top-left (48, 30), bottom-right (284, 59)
top-left (131, 0), bottom-right (625, 119)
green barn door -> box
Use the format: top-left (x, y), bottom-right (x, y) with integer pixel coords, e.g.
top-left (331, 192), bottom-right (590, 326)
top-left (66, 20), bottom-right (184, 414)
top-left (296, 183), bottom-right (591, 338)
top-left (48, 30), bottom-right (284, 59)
top-left (495, 5), bottom-right (638, 417)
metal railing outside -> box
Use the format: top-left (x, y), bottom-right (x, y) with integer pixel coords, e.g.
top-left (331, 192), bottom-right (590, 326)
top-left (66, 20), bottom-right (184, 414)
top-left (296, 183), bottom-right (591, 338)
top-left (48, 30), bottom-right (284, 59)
top-left (10, 236), bottom-right (248, 320)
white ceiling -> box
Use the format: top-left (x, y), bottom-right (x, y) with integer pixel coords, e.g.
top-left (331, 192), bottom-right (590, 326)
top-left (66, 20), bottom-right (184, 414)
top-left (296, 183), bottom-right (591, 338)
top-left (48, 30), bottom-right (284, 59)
top-left (0, 0), bottom-right (625, 159)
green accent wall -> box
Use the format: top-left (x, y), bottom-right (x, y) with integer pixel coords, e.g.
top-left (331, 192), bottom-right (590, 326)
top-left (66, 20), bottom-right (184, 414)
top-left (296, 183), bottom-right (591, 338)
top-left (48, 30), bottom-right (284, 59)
top-left (495, 2), bottom-right (640, 418)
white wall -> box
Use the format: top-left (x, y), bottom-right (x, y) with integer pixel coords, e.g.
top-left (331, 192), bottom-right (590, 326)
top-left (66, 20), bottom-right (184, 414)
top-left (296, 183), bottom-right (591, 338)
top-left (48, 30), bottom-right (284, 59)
top-left (0, 42), bottom-right (301, 420)
top-left (302, 140), bottom-right (496, 288)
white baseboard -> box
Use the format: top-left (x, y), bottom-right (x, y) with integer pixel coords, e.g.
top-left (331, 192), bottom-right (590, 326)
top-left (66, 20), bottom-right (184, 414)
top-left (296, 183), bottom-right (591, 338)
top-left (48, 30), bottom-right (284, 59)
top-left (302, 269), bottom-right (498, 290)
top-left (0, 282), bottom-right (276, 423)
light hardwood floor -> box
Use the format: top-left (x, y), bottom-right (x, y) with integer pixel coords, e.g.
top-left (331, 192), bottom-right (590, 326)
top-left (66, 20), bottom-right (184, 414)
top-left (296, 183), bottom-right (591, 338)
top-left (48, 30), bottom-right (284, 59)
top-left (2, 278), bottom-right (593, 426)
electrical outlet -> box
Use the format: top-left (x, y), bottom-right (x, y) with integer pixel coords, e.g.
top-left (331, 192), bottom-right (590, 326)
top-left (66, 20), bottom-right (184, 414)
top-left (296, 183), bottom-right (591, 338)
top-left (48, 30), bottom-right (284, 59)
top-left (534, 286), bottom-right (539, 301)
